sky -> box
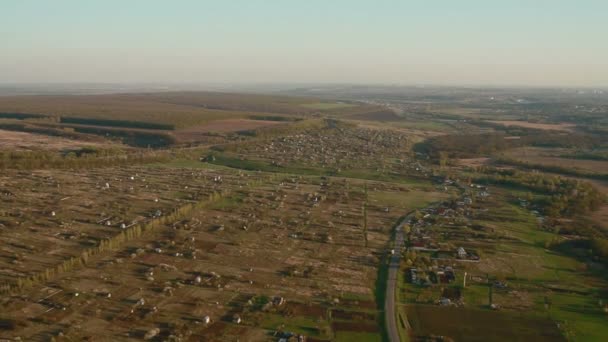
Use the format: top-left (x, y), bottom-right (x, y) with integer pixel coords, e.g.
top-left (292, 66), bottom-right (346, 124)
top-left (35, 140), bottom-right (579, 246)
top-left (1, 0), bottom-right (607, 87)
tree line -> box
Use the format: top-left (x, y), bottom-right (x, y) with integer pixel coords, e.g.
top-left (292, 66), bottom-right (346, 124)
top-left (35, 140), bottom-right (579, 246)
top-left (0, 190), bottom-right (231, 294)
top-left (0, 149), bottom-right (171, 170)
top-left (474, 166), bottom-right (605, 218)
top-left (473, 166), bottom-right (608, 264)
top-left (496, 157), bottom-right (608, 181)
top-left (417, 131), bottom-right (600, 160)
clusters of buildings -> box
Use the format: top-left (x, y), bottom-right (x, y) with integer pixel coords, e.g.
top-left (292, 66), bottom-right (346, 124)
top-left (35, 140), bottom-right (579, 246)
top-left (404, 180), bottom-right (492, 305)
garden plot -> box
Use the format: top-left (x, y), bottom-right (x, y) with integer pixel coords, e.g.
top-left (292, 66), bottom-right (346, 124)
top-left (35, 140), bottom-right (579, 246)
top-left (0, 172), bottom-right (410, 341)
top-left (240, 125), bottom-right (409, 170)
top-left (0, 166), bottom-right (253, 288)
top-left (209, 123), bottom-right (430, 181)
top-left (0, 129), bottom-right (115, 151)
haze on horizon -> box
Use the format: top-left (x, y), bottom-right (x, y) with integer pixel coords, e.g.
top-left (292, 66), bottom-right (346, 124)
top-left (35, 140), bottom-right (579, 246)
top-left (2, 0), bottom-right (607, 88)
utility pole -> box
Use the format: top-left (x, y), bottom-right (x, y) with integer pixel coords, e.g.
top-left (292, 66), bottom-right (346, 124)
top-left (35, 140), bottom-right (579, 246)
top-left (487, 273), bottom-right (493, 307)
top-left (363, 183), bottom-right (368, 247)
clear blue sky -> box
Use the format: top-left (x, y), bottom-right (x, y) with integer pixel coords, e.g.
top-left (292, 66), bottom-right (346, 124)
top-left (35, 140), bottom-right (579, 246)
top-left (2, 0), bottom-right (607, 86)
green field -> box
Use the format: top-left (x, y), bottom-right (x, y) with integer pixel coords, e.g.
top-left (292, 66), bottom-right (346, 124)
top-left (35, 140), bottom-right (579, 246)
top-left (406, 305), bottom-right (565, 341)
top-left (301, 102), bottom-right (357, 110)
top-left (259, 313), bottom-right (331, 339)
top-left (335, 331), bottom-right (381, 342)
top-left (369, 189), bottom-right (450, 210)
top-left (207, 151), bottom-right (431, 186)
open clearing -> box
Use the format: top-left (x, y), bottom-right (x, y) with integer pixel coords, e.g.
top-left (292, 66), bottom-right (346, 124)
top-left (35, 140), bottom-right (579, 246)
top-left (457, 157), bottom-right (491, 168)
top-left (406, 305), bottom-right (564, 342)
top-left (174, 119), bottom-right (285, 143)
top-left (505, 147), bottom-right (608, 174)
top-left (489, 120), bottom-right (576, 132)
top-left (179, 119), bottom-right (284, 134)
top-left (0, 129), bottom-right (115, 151)
top-left (300, 102), bottom-right (356, 110)
top-left (591, 203), bottom-right (608, 230)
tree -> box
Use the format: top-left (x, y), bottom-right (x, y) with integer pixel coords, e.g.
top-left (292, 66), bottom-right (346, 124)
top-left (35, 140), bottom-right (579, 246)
top-left (438, 151), bottom-right (449, 168)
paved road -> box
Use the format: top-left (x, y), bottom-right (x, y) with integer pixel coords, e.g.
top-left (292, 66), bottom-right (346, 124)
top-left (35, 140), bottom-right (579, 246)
top-left (385, 215), bottom-right (409, 342)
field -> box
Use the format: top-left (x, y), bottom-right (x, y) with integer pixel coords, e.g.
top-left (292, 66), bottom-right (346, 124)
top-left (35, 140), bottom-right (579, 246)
top-left (0, 92), bottom-right (387, 149)
top-left (591, 204), bottom-right (608, 231)
top-left (174, 119), bottom-right (286, 143)
top-left (0, 129), bottom-right (117, 151)
top-left (456, 157), bottom-right (490, 168)
top-left (406, 305), bottom-right (564, 341)
top-left (488, 120), bottom-right (576, 132)
top-left (368, 190), bottom-right (449, 211)
top-left (504, 147), bottom-right (608, 175)
top-left (300, 102), bottom-right (356, 110)
top-left (180, 119), bottom-right (284, 133)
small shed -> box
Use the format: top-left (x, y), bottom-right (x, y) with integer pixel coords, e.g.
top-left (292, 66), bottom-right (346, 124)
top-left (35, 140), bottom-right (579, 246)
top-left (457, 247), bottom-right (467, 258)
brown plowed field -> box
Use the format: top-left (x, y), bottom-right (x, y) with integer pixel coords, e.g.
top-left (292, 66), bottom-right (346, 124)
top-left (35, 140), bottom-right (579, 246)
top-left (175, 119), bottom-right (284, 142)
top-left (0, 129), bottom-right (114, 151)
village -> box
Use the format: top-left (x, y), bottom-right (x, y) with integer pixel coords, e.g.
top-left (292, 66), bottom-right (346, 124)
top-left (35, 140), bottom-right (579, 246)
top-left (401, 179), bottom-right (489, 307)
top-left (214, 122), bottom-right (430, 180)
top-left (0, 152), bottom-right (433, 341)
